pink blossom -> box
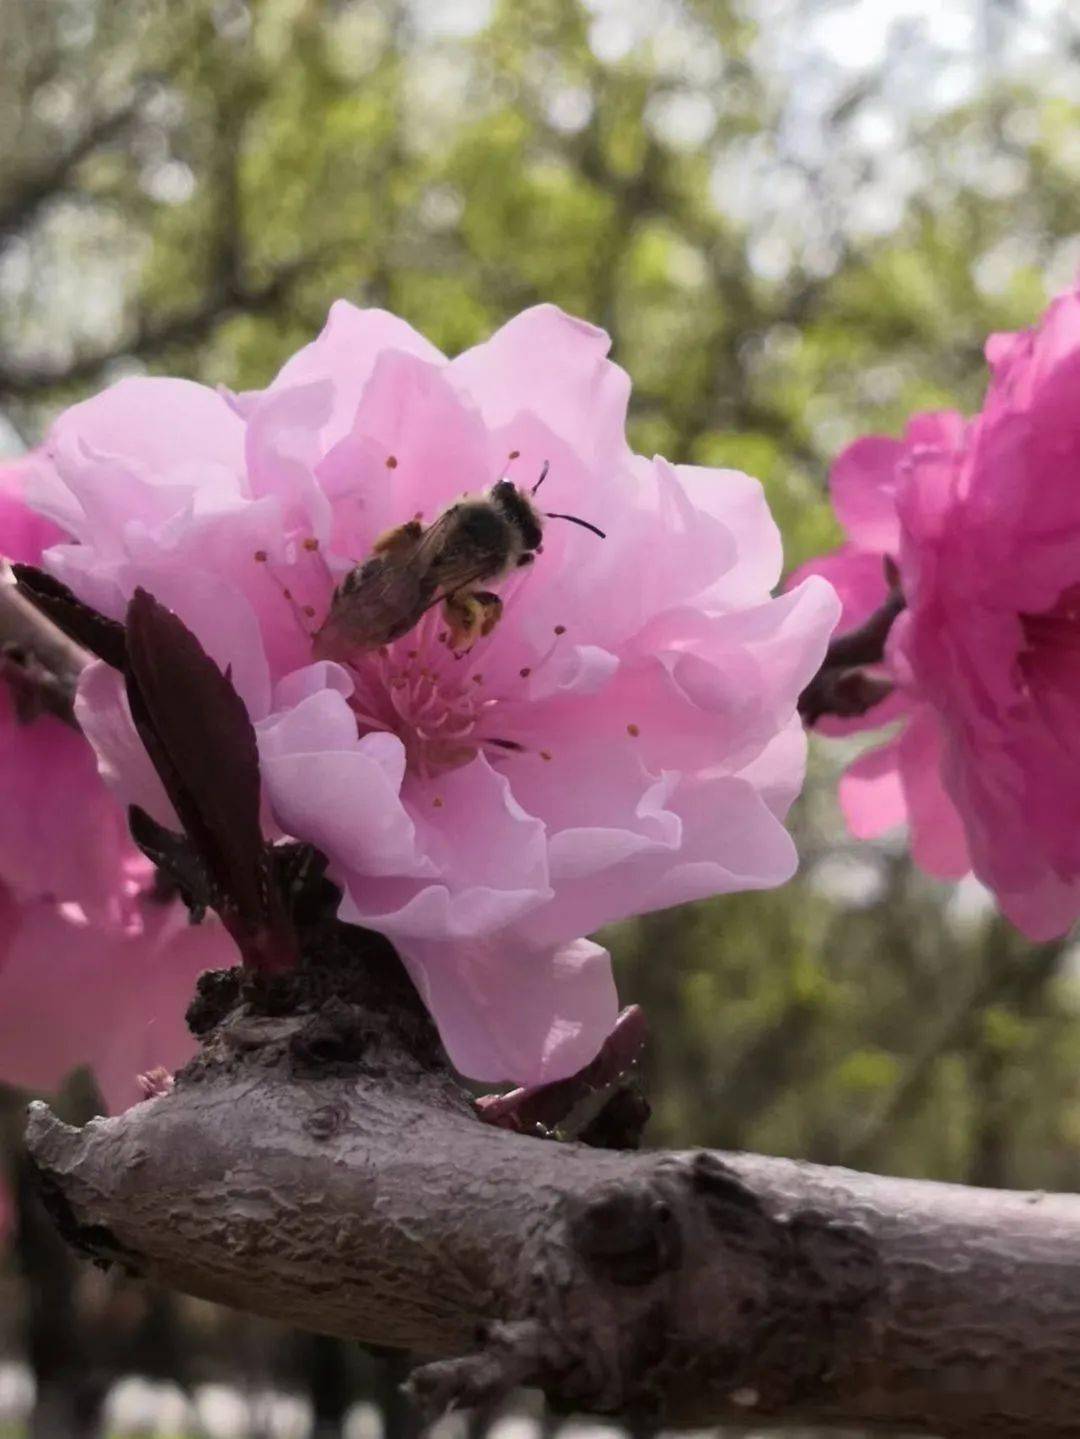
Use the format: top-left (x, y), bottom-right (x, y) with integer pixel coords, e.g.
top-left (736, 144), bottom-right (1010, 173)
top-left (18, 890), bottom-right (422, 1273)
top-left (0, 462), bottom-right (139, 921)
top-left (0, 883), bottom-right (231, 1113)
top-left (0, 683), bottom-right (140, 921)
top-left (26, 304), bottom-right (839, 1083)
top-left (792, 414), bottom-right (972, 883)
top-left (798, 284), bottom-right (1080, 938)
top-left (1, 466), bottom-right (235, 1109)
top-left (0, 456), bottom-right (63, 564)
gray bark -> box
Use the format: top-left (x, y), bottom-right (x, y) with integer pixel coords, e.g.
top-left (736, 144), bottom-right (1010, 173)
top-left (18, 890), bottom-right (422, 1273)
top-left (25, 964), bottom-right (1080, 1439)
top-left (0, 577), bottom-right (88, 695)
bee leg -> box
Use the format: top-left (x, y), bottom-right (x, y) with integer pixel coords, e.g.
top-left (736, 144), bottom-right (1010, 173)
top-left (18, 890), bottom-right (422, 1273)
top-left (443, 592), bottom-right (480, 652)
top-left (373, 519), bottom-right (424, 556)
top-left (474, 591), bottom-right (503, 638)
top-left (443, 590), bottom-right (503, 653)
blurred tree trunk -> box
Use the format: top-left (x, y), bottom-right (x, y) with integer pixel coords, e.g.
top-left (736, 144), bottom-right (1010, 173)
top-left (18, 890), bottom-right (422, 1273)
top-left (4, 1081), bottom-right (108, 1439)
top-left (302, 1332), bottom-right (353, 1439)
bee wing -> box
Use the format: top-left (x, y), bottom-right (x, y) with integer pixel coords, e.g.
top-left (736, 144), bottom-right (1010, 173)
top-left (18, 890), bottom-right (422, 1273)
top-left (320, 505), bottom-right (509, 655)
top-left (319, 552), bottom-right (435, 653)
top-left (431, 556), bottom-right (509, 598)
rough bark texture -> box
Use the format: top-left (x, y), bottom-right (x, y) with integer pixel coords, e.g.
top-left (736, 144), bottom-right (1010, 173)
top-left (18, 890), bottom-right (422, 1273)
top-left (26, 958), bottom-right (1080, 1439)
top-left (0, 578), bottom-right (89, 702)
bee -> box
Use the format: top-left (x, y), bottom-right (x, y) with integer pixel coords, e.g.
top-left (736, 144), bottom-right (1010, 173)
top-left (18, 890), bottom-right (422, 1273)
top-left (313, 465), bottom-right (604, 659)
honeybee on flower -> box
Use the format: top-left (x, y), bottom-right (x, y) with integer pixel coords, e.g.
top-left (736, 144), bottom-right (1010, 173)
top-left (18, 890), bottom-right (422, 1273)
top-left (23, 303), bottom-right (838, 1085)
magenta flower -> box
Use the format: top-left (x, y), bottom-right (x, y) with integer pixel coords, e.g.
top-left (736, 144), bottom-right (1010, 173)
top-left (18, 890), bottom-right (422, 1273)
top-left (793, 413), bottom-right (972, 884)
top-left (798, 284), bottom-right (1080, 939)
top-left (26, 304), bottom-right (839, 1083)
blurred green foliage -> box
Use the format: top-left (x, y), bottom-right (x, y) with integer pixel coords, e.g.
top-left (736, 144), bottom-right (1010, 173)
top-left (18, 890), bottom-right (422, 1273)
top-left (3, 0), bottom-right (1080, 1200)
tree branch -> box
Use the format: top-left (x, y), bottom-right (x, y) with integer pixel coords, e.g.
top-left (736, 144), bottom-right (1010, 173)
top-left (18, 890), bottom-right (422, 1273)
top-left (0, 571), bottom-right (90, 717)
top-left (26, 958), bottom-right (1080, 1439)
top-left (0, 260), bottom-right (310, 399)
top-left (798, 586), bottom-right (905, 725)
top-left (0, 97), bottom-right (143, 243)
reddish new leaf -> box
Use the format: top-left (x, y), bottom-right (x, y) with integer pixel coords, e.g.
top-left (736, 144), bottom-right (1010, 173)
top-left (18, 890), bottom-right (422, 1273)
top-left (124, 588), bottom-right (295, 972)
top-left (12, 564), bottom-right (126, 670)
top-left (476, 1004), bottom-right (649, 1143)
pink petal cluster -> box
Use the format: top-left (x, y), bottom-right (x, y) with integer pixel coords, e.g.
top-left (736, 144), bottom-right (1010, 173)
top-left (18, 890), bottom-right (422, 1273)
top-left (0, 888), bottom-right (226, 1112)
top-left (0, 463), bottom-right (233, 1111)
top-left (797, 283), bottom-right (1080, 939)
top-left (25, 304), bottom-right (839, 1084)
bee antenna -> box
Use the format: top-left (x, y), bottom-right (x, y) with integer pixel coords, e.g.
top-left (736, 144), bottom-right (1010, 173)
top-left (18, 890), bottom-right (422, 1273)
top-left (545, 512), bottom-right (606, 539)
top-left (530, 461), bottom-right (550, 496)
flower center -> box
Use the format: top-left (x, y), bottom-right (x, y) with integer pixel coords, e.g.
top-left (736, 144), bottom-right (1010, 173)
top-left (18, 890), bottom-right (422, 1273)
top-left (257, 530), bottom-right (577, 781)
top-left (259, 532), bottom-right (644, 789)
top-left (342, 604), bottom-right (557, 780)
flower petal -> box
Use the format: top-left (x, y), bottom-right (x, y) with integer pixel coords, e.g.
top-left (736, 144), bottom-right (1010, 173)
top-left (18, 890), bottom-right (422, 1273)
top-left (0, 458), bottom-right (64, 563)
top-left (262, 300), bottom-right (445, 450)
top-left (30, 378), bottom-right (243, 539)
top-left (448, 304), bottom-right (631, 471)
top-left (830, 435), bottom-right (905, 554)
top-left (259, 689), bottom-right (429, 879)
top-left (523, 771), bottom-right (798, 946)
top-left (788, 544), bottom-right (888, 634)
top-left (317, 350), bottom-right (491, 561)
top-left (676, 463), bottom-right (784, 604)
top-left (396, 933), bottom-right (617, 1084)
top-left (74, 661), bottom-right (178, 828)
top-left (0, 691), bottom-right (134, 918)
top-left (898, 710), bottom-right (970, 880)
top-left (0, 900), bottom-right (235, 1113)
top-left (839, 737), bottom-right (907, 839)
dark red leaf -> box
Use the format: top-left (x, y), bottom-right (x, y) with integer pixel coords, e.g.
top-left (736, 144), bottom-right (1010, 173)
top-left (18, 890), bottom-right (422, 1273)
top-left (128, 805), bottom-right (214, 923)
top-left (476, 1004), bottom-right (649, 1141)
top-left (12, 564), bottom-right (126, 669)
top-left (124, 588), bottom-right (296, 972)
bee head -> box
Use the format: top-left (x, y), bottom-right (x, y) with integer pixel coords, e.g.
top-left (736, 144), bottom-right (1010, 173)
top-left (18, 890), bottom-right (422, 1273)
top-left (488, 465), bottom-right (606, 560)
top-left (489, 479), bottom-right (544, 553)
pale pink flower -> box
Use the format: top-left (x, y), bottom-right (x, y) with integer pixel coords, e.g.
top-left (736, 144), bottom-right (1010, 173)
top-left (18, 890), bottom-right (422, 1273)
top-left (798, 284), bottom-right (1080, 939)
top-left (27, 304), bottom-right (839, 1082)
